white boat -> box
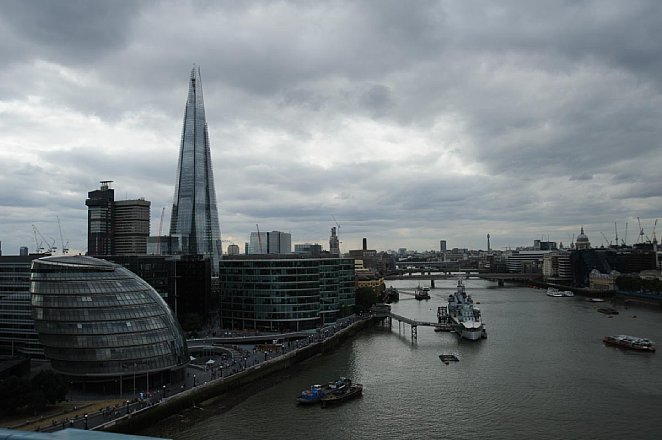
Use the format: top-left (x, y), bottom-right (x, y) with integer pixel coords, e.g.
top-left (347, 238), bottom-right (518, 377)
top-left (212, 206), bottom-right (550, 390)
top-left (447, 279), bottom-right (484, 341)
top-left (414, 285), bottom-right (431, 300)
top-left (546, 288), bottom-right (564, 297)
top-left (547, 287), bottom-right (574, 297)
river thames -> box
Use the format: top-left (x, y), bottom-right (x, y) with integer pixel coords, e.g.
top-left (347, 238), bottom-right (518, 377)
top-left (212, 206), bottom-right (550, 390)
top-left (166, 280), bottom-right (662, 440)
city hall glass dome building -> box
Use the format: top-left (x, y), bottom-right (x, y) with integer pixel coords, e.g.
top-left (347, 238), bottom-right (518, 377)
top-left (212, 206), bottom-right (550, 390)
top-left (30, 256), bottom-right (188, 387)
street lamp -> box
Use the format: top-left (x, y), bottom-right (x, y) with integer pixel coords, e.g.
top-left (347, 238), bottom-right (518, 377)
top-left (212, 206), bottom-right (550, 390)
top-left (162, 385), bottom-right (166, 398)
top-left (84, 414), bottom-right (88, 430)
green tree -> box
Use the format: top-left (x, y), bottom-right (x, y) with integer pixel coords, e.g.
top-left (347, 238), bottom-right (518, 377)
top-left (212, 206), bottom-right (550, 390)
top-left (0, 376), bottom-right (32, 415)
top-left (31, 370), bottom-right (68, 405)
top-left (180, 312), bottom-right (205, 333)
top-left (355, 287), bottom-right (380, 313)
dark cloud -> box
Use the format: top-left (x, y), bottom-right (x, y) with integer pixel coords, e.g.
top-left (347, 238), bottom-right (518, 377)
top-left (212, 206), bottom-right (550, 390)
top-left (0, 1), bottom-right (661, 254)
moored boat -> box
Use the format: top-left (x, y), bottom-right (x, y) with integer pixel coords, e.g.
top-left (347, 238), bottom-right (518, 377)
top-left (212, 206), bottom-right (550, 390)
top-left (320, 382), bottom-right (363, 407)
top-left (439, 354), bottom-right (459, 364)
top-left (603, 335), bottom-right (655, 352)
top-left (414, 285), bottom-right (431, 300)
top-left (598, 307), bottom-right (619, 315)
top-left (447, 279), bottom-right (484, 341)
top-left (297, 377), bottom-right (351, 404)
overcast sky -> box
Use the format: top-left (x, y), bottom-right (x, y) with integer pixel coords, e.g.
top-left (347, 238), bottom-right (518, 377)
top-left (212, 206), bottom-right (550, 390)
top-left (1, 0), bottom-right (661, 255)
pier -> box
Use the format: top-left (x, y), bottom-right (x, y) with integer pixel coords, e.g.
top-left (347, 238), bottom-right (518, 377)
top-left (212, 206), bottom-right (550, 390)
top-left (371, 303), bottom-right (453, 340)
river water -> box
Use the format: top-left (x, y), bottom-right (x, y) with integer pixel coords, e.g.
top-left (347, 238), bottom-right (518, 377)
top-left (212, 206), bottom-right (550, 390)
top-left (171, 280), bottom-right (662, 440)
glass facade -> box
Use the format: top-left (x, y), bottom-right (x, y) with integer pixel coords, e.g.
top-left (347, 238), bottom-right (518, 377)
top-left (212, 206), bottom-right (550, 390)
top-left (30, 256), bottom-right (189, 379)
top-left (170, 66), bottom-right (222, 274)
top-left (0, 256), bottom-right (44, 358)
top-left (219, 257), bottom-right (355, 331)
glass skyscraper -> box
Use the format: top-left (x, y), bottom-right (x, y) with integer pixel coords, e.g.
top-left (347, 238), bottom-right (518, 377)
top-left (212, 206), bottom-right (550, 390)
top-left (170, 66), bottom-right (222, 274)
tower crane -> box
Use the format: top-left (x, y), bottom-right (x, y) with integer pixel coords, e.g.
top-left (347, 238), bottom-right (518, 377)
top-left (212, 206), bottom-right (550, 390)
top-left (600, 231), bottom-right (611, 247)
top-left (652, 219), bottom-right (658, 243)
top-left (32, 224), bottom-right (56, 254)
top-left (623, 222), bottom-right (628, 246)
top-left (637, 217), bottom-right (644, 244)
top-left (57, 216), bottom-right (69, 254)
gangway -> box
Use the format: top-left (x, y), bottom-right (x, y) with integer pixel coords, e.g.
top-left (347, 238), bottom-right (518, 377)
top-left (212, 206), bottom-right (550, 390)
top-left (370, 303), bottom-right (453, 340)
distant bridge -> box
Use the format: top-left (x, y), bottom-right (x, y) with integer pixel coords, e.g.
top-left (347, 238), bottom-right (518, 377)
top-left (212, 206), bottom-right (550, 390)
top-left (385, 272), bottom-right (542, 286)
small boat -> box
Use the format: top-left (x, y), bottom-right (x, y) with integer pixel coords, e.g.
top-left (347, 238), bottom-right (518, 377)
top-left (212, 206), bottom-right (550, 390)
top-left (560, 290), bottom-right (574, 297)
top-left (414, 285), bottom-right (431, 300)
top-left (297, 384), bottom-right (327, 405)
top-left (603, 335), bottom-right (655, 352)
top-left (546, 288), bottom-right (565, 297)
top-left (598, 307), bottom-right (619, 315)
top-left (587, 298), bottom-right (606, 302)
top-left (439, 354), bottom-right (459, 364)
top-left (297, 377), bottom-right (350, 404)
top-left (320, 381), bottom-right (363, 407)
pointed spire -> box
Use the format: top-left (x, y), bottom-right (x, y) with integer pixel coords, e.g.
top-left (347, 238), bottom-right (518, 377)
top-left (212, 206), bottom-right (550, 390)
top-left (170, 66), bottom-right (222, 274)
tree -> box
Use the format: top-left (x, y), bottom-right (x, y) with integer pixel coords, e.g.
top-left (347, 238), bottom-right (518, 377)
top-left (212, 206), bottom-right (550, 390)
top-left (355, 286), bottom-right (380, 313)
top-left (180, 312), bottom-right (204, 333)
top-left (0, 376), bottom-right (32, 415)
top-left (31, 370), bottom-right (68, 405)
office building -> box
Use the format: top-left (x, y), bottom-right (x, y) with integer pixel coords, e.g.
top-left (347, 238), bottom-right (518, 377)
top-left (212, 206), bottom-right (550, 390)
top-left (85, 181), bottom-right (151, 256)
top-left (86, 180), bottom-right (115, 255)
top-left (19, 247), bottom-right (28, 257)
top-left (113, 199), bottom-right (151, 254)
top-left (329, 227), bottom-right (340, 256)
top-left (248, 231), bottom-right (291, 254)
top-left (219, 255), bottom-right (355, 331)
top-left (30, 255), bottom-right (189, 386)
top-left (226, 244), bottom-right (240, 255)
top-left (294, 243), bottom-right (322, 257)
top-left (0, 255), bottom-right (45, 358)
top-left (169, 66), bottom-right (222, 274)
top-left (440, 240), bottom-right (447, 253)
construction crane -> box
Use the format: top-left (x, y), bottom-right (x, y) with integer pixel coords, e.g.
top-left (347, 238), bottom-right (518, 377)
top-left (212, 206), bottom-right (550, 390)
top-left (256, 224), bottom-right (263, 254)
top-left (32, 224), bottom-right (56, 254)
top-left (652, 219), bottom-right (658, 243)
top-left (56, 216), bottom-right (69, 254)
top-left (156, 207), bottom-right (166, 255)
top-left (623, 222), bottom-right (628, 246)
top-left (637, 217), bottom-right (645, 243)
top-left (600, 231), bottom-right (611, 247)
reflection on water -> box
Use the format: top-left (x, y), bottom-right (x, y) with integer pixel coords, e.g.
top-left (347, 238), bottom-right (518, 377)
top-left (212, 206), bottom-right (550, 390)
top-left (173, 280), bottom-right (662, 440)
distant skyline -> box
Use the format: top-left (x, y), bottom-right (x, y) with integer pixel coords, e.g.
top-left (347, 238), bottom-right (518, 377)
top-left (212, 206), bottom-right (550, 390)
top-left (0, 1), bottom-right (660, 255)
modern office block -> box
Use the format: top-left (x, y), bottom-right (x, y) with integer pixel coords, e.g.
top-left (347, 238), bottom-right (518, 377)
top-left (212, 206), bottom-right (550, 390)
top-left (113, 199), bottom-right (151, 255)
top-left (248, 231), bottom-right (291, 254)
top-left (218, 255), bottom-right (355, 331)
top-left (30, 255), bottom-right (188, 385)
top-left (170, 66), bottom-right (222, 274)
top-left (0, 255), bottom-right (45, 358)
top-left (86, 181), bottom-right (151, 256)
top-left (86, 181), bottom-right (115, 256)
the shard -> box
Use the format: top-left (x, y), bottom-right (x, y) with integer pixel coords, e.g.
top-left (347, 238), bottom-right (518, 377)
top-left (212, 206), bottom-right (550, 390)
top-left (170, 66), bottom-right (222, 274)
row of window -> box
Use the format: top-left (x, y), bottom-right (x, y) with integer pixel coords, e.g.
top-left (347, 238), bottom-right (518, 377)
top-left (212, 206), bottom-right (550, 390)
top-left (46, 341), bottom-right (175, 362)
top-left (38, 328), bottom-right (174, 349)
top-left (35, 305), bottom-right (163, 322)
top-left (50, 354), bottom-right (184, 375)
top-left (35, 317), bottom-right (167, 335)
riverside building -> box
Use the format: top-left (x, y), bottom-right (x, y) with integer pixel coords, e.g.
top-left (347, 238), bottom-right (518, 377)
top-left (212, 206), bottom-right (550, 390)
top-left (30, 255), bottom-right (188, 389)
top-left (0, 254), bottom-right (46, 358)
top-left (218, 255), bottom-right (355, 331)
